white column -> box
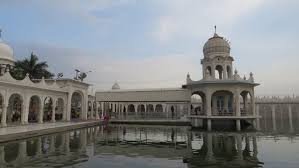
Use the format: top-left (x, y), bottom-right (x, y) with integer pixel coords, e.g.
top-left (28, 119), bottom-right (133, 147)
top-left (236, 119), bottom-right (241, 131)
top-left (17, 141), bottom-right (27, 162)
top-left (235, 90), bottom-right (240, 116)
top-left (205, 92), bottom-right (212, 131)
top-left (51, 98), bottom-right (57, 123)
top-left (90, 101), bottom-right (94, 119)
top-left (256, 104), bottom-right (260, 130)
top-left (1, 104), bottom-right (7, 127)
top-left (38, 98), bottom-right (44, 124)
top-left (236, 134), bottom-right (243, 160)
top-left (288, 104), bottom-right (294, 132)
top-left (271, 104), bottom-right (277, 131)
top-left (66, 92), bottom-right (72, 121)
top-left (101, 102), bottom-right (104, 118)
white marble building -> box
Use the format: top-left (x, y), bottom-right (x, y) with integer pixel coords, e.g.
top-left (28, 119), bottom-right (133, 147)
top-left (0, 33), bottom-right (98, 127)
top-left (0, 30), bottom-right (260, 130)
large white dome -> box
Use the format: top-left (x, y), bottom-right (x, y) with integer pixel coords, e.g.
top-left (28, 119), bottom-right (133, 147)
top-left (203, 33), bottom-right (230, 58)
top-left (0, 39), bottom-right (15, 65)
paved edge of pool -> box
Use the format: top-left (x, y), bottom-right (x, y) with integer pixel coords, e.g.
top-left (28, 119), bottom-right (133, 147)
top-left (110, 120), bottom-right (191, 126)
top-left (0, 121), bottom-right (102, 143)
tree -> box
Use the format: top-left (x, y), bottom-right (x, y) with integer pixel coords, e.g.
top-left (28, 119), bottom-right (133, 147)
top-left (10, 52), bottom-right (54, 80)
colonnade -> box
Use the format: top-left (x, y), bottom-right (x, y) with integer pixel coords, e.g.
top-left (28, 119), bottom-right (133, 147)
top-left (256, 103), bottom-right (298, 132)
top-left (97, 102), bottom-right (189, 120)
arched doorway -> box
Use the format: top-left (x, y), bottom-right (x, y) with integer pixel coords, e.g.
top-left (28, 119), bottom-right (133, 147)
top-left (28, 95), bottom-right (41, 123)
top-left (191, 91), bottom-right (206, 115)
top-left (71, 92), bottom-right (83, 120)
top-left (43, 97), bottom-right (53, 122)
top-left (215, 65), bottom-right (224, 79)
top-left (7, 93), bottom-right (23, 124)
top-left (240, 91), bottom-right (253, 116)
top-left (56, 98), bottom-right (64, 121)
top-left (127, 104), bottom-right (135, 119)
top-left (137, 104), bottom-right (145, 118)
top-left (211, 90), bottom-right (234, 116)
top-left (146, 104), bottom-right (154, 118)
top-left (155, 104), bottom-right (163, 112)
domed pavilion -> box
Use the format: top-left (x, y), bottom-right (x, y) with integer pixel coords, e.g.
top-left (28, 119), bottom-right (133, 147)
top-left (183, 30), bottom-right (259, 131)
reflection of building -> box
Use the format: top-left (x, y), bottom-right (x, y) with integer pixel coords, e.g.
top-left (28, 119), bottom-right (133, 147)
top-left (185, 132), bottom-right (261, 168)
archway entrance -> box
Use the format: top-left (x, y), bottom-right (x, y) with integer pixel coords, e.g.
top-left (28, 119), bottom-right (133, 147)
top-left (211, 90), bottom-right (233, 116)
top-left (240, 91), bottom-right (253, 116)
top-left (71, 92), bottom-right (83, 120)
top-left (43, 97), bottom-right (53, 122)
top-left (191, 91), bottom-right (206, 115)
top-left (29, 96), bottom-right (41, 123)
top-left (7, 93), bottom-right (22, 124)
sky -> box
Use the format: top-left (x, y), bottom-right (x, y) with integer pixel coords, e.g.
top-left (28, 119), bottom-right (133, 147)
top-left (0, 0), bottom-right (299, 96)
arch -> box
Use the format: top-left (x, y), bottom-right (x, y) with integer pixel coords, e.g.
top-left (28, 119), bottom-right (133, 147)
top-left (28, 95), bottom-right (41, 123)
top-left (240, 90), bottom-right (253, 116)
top-left (215, 65), bottom-right (224, 79)
top-left (226, 65), bottom-right (232, 79)
top-left (191, 91), bottom-right (206, 115)
top-left (211, 90), bottom-right (234, 116)
top-left (7, 93), bottom-right (23, 124)
top-left (137, 104), bottom-right (145, 112)
top-left (55, 98), bottom-right (64, 121)
top-left (155, 104), bottom-right (163, 113)
top-left (128, 104), bottom-right (135, 112)
top-left (43, 97), bottom-right (53, 122)
top-left (71, 91), bottom-right (83, 120)
top-left (146, 104), bottom-right (154, 112)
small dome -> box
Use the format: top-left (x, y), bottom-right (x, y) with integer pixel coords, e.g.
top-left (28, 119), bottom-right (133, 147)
top-left (112, 82), bottom-right (120, 90)
top-left (203, 33), bottom-right (230, 58)
top-left (0, 38), bottom-right (15, 65)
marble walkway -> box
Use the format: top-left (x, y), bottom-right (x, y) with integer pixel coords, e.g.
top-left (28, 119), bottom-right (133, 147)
top-left (0, 120), bottom-right (101, 143)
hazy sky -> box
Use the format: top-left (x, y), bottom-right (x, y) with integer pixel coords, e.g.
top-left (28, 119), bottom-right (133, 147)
top-left (0, 0), bottom-right (298, 95)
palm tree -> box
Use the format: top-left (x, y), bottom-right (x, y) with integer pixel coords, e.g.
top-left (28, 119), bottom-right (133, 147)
top-left (10, 52), bottom-right (54, 80)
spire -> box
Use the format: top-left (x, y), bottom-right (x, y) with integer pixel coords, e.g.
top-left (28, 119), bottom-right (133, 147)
top-left (214, 25), bottom-right (217, 34)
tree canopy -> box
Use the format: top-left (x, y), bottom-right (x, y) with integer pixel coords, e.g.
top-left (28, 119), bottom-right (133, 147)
top-left (10, 52), bottom-right (54, 80)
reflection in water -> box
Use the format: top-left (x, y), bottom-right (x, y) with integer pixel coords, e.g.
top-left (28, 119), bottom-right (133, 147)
top-left (1, 124), bottom-right (299, 167)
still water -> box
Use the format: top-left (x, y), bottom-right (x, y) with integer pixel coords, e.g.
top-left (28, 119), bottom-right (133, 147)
top-left (0, 124), bottom-right (299, 168)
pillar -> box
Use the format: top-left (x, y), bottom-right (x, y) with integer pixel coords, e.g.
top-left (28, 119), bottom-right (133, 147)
top-left (36, 137), bottom-right (42, 155)
top-left (288, 104), bottom-right (294, 132)
top-left (235, 90), bottom-right (240, 117)
top-left (271, 104), bottom-right (277, 131)
top-left (101, 102), bottom-right (104, 118)
top-left (206, 91), bottom-right (212, 131)
top-left (50, 135), bottom-right (56, 152)
top-left (51, 98), bottom-right (57, 123)
top-left (1, 104), bottom-right (7, 127)
top-left (22, 103), bottom-right (28, 125)
top-left (253, 135), bottom-right (258, 158)
top-left (91, 101), bottom-right (94, 119)
top-left (236, 119), bottom-right (241, 131)
top-left (0, 146), bottom-right (5, 165)
top-left (95, 102), bottom-right (99, 120)
top-left (17, 141), bottom-right (27, 162)
top-left (66, 92), bottom-right (72, 121)
top-left (38, 99), bottom-right (44, 124)
top-left (256, 104), bottom-right (260, 130)
top-left (206, 133), bottom-right (214, 161)
top-left (236, 134), bottom-right (243, 160)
